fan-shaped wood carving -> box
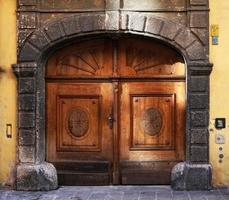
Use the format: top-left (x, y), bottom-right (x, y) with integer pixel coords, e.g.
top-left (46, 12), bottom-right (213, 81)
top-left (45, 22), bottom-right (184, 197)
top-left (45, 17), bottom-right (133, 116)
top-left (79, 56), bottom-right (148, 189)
top-left (57, 49), bottom-right (103, 75)
top-left (125, 47), bottom-right (183, 75)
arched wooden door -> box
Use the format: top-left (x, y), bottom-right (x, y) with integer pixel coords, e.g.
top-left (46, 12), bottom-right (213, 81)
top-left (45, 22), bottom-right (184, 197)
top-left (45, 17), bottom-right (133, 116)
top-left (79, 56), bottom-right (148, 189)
top-left (46, 37), bottom-right (185, 185)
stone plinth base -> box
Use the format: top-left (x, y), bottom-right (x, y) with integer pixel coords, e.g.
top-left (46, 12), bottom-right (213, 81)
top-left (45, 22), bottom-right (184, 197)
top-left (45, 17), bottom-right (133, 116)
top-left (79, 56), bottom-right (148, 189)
top-left (17, 162), bottom-right (58, 191)
top-left (171, 162), bottom-right (212, 190)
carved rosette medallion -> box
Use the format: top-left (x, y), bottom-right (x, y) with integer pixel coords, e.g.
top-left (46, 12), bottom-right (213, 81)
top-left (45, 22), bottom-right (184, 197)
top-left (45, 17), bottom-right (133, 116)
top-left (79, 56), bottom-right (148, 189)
top-left (67, 108), bottom-right (89, 138)
top-left (140, 107), bottom-right (162, 136)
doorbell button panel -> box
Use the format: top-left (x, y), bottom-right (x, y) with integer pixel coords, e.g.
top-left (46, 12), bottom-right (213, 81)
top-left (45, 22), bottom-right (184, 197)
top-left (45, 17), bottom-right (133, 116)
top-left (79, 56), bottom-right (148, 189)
top-left (215, 134), bottom-right (225, 144)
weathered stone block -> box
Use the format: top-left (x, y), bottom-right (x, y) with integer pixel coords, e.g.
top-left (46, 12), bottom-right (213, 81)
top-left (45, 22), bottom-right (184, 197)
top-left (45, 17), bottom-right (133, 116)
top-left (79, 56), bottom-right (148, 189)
top-left (19, 112), bottom-right (35, 128)
top-left (39, 0), bottom-right (104, 10)
top-left (19, 78), bottom-right (35, 94)
top-left (190, 12), bottom-right (208, 28)
top-left (18, 13), bottom-right (37, 29)
top-left (175, 29), bottom-right (196, 48)
top-left (123, 0), bottom-right (186, 10)
top-left (171, 162), bottom-right (212, 190)
top-left (160, 21), bottom-right (181, 40)
top-left (19, 0), bottom-right (37, 5)
top-left (79, 15), bottom-right (105, 32)
top-left (186, 41), bottom-right (206, 60)
top-left (129, 14), bottom-right (145, 32)
top-left (190, 0), bottom-right (207, 5)
top-left (61, 16), bottom-right (80, 36)
top-left (44, 22), bottom-right (64, 42)
top-left (191, 28), bottom-right (209, 45)
top-left (190, 94), bottom-right (208, 109)
top-left (19, 43), bottom-right (40, 62)
top-left (19, 146), bottom-right (35, 163)
top-left (190, 145), bottom-right (208, 162)
top-left (185, 164), bottom-right (212, 190)
top-left (13, 63), bottom-right (37, 78)
top-left (145, 17), bottom-right (163, 35)
top-left (19, 95), bottom-right (35, 111)
top-left (105, 11), bottom-right (119, 30)
top-left (171, 162), bottom-right (186, 190)
top-left (120, 14), bottom-right (129, 30)
top-left (190, 111), bottom-right (208, 127)
top-left (17, 162), bottom-right (58, 191)
top-left (18, 30), bottom-right (33, 47)
top-left (191, 129), bottom-right (208, 144)
top-left (19, 129), bottom-right (35, 146)
top-left (106, 0), bottom-right (120, 9)
top-left (29, 31), bottom-right (49, 50)
top-left (190, 76), bottom-right (208, 92)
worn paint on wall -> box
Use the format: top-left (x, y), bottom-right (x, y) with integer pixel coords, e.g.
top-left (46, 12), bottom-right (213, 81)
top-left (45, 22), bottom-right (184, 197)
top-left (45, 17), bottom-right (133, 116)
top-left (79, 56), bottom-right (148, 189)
top-left (209, 0), bottom-right (229, 187)
top-left (0, 0), bottom-right (17, 187)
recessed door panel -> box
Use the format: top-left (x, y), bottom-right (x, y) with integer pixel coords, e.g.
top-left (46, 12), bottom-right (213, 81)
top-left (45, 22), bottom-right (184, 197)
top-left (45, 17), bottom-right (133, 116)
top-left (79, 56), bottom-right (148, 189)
top-left (130, 94), bottom-right (175, 150)
top-left (57, 95), bottom-right (101, 152)
top-left (119, 82), bottom-right (185, 184)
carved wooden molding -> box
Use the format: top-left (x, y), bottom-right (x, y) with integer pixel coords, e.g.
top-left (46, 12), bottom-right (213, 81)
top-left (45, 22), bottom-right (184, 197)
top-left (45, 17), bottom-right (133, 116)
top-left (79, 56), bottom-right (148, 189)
top-left (67, 107), bottom-right (89, 138)
top-left (141, 107), bottom-right (163, 136)
top-left (57, 50), bottom-right (103, 76)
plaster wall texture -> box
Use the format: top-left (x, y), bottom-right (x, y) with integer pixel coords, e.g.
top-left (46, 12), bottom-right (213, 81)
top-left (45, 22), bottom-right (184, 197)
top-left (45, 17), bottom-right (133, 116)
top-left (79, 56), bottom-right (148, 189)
top-left (209, 0), bottom-right (229, 188)
top-left (0, 0), bottom-right (17, 187)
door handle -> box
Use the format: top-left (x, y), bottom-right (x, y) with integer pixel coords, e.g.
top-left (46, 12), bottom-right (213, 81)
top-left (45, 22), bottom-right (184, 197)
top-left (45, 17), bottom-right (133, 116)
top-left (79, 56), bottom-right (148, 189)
top-left (108, 114), bottom-right (114, 129)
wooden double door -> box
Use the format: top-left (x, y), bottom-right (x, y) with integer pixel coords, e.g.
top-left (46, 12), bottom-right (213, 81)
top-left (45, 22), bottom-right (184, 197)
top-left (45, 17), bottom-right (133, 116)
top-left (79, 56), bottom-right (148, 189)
top-left (46, 37), bottom-right (185, 185)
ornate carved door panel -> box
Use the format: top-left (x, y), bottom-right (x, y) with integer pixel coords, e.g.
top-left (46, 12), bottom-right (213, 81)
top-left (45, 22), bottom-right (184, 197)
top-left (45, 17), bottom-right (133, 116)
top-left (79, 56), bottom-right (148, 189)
top-left (46, 37), bottom-right (185, 185)
top-left (119, 82), bottom-right (185, 184)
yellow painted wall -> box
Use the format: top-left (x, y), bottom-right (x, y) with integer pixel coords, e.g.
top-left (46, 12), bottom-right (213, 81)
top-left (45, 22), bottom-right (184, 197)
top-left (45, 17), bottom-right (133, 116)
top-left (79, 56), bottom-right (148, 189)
top-left (0, 0), bottom-right (229, 188)
top-left (209, 1), bottom-right (229, 188)
top-left (0, 0), bottom-right (17, 187)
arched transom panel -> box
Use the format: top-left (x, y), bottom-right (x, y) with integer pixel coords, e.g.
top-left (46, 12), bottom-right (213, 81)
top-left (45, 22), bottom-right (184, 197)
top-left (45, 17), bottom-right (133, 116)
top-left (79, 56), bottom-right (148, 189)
top-left (46, 37), bottom-right (185, 78)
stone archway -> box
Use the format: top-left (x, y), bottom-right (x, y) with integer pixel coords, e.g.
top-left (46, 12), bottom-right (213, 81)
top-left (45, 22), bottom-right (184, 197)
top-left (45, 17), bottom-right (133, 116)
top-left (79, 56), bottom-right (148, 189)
top-left (13, 13), bottom-right (212, 191)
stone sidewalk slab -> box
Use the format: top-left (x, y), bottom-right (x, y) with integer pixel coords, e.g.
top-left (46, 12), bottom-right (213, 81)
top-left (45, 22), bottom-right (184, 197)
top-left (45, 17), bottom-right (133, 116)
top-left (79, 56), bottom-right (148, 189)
top-left (0, 186), bottom-right (229, 200)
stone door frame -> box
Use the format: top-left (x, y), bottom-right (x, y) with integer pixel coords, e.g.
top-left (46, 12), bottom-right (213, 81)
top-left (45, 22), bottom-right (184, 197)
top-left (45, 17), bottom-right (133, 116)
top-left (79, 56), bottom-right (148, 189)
top-left (13, 12), bottom-right (212, 191)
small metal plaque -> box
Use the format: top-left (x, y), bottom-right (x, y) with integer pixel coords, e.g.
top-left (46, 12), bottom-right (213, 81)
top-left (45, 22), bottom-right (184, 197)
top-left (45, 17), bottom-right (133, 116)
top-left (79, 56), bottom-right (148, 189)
top-left (140, 107), bottom-right (162, 136)
top-left (215, 118), bottom-right (226, 129)
top-left (67, 108), bottom-right (89, 137)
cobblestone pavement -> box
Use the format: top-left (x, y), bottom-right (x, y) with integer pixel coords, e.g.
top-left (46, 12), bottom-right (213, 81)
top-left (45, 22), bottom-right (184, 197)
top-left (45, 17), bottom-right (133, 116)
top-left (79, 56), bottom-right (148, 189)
top-left (0, 186), bottom-right (229, 200)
